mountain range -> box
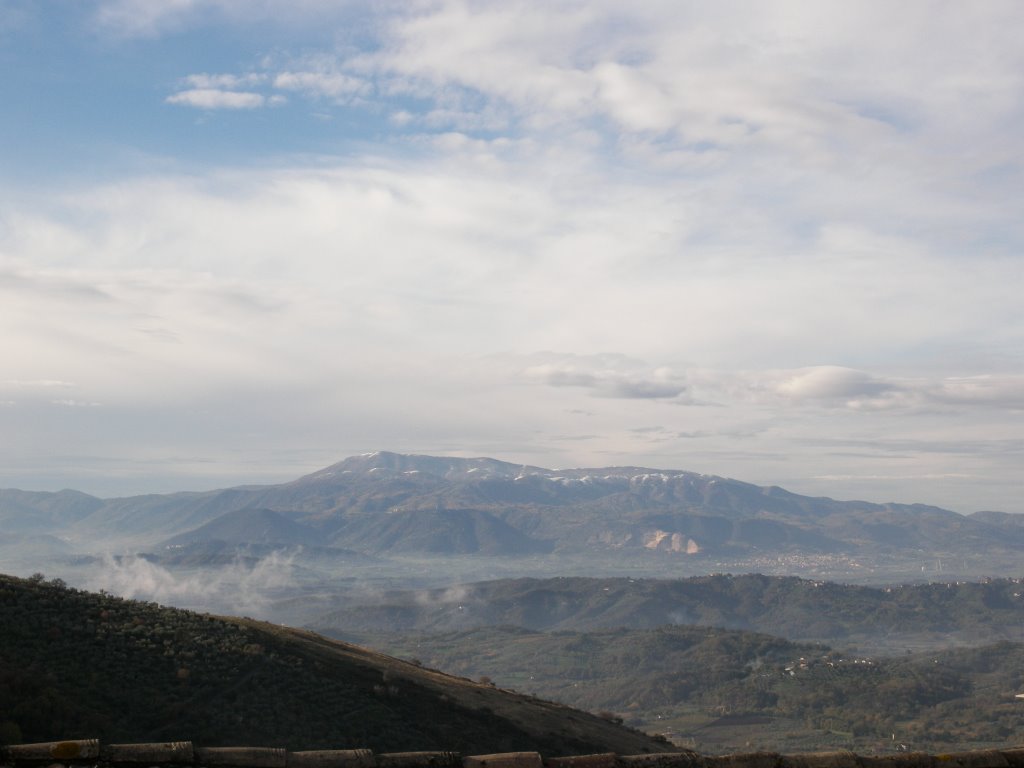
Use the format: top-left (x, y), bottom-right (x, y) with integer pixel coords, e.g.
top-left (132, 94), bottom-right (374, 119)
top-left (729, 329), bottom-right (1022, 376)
top-left (2, 451), bottom-right (1022, 567)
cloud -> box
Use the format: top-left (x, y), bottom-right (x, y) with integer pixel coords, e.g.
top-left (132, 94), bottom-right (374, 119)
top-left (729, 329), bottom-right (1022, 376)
top-left (764, 370), bottom-right (1024, 412)
top-left (360, 3), bottom-right (1021, 146)
top-left (813, 472), bottom-right (977, 482)
top-left (0, 265), bottom-right (112, 301)
top-left (771, 366), bottom-right (901, 408)
top-left (93, 0), bottom-right (362, 37)
top-left (273, 71), bottom-right (367, 100)
top-left (9, 3), bottom-right (1024, 513)
top-left (139, 4), bottom-right (1024, 243)
top-left (802, 436), bottom-right (1024, 458)
top-left (95, 0), bottom-right (202, 36)
top-left (676, 431), bottom-right (711, 439)
top-left (167, 73), bottom-right (293, 111)
top-left (83, 552), bottom-right (298, 616)
top-left (166, 88), bottom-right (267, 109)
top-left (121, 4), bottom-right (1021, 373)
top-left (931, 376), bottom-right (1024, 409)
top-left (3, 379), bottom-right (76, 389)
top-left (521, 354), bottom-right (690, 401)
top-left (414, 584), bottom-right (474, 608)
top-left (184, 72), bottom-right (266, 89)
top-left (520, 358), bottom-right (1024, 415)
top-left (168, 64), bottom-right (367, 113)
top-left (305, 1), bottom-right (1020, 280)
top-left (604, 378), bottom-right (688, 400)
top-left (95, 1), bottom-right (1024, 174)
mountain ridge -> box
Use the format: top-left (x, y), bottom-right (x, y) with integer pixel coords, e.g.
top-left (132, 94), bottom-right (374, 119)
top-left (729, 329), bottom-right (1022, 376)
top-left (3, 452), bottom-right (1022, 564)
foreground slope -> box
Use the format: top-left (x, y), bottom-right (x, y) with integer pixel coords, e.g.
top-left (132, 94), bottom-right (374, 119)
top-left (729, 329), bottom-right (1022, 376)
top-left (0, 574), bottom-right (667, 755)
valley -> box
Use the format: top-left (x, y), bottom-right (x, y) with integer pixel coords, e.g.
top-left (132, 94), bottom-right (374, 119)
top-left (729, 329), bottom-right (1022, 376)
top-left (5, 452), bottom-right (1024, 755)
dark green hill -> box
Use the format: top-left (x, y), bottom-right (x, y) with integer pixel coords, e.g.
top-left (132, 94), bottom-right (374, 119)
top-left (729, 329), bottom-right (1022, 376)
top-left (0, 574), bottom-right (667, 755)
top-left (344, 624), bottom-right (1024, 754)
top-left (352, 624), bottom-right (818, 712)
top-left (309, 574), bottom-right (1024, 649)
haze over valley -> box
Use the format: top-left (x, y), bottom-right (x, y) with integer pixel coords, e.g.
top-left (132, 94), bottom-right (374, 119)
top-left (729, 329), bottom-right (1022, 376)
top-left (3, 451), bottom-right (1023, 622)
top-left (7, 453), bottom-right (1024, 753)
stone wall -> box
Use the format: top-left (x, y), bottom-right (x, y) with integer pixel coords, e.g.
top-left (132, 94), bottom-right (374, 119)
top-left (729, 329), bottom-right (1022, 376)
top-left (4, 741), bottom-right (1024, 768)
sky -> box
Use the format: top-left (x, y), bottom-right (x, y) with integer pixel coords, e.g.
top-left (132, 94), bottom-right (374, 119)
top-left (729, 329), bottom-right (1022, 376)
top-left (1, 1), bottom-right (1023, 513)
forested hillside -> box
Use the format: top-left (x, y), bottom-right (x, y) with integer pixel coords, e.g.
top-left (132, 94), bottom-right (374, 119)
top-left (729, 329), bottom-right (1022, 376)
top-left (0, 574), bottom-right (666, 755)
top-left (351, 624), bottom-right (1024, 754)
top-left (310, 574), bottom-right (1024, 649)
